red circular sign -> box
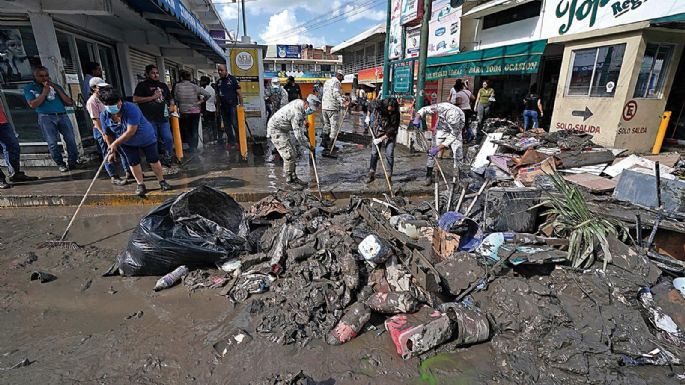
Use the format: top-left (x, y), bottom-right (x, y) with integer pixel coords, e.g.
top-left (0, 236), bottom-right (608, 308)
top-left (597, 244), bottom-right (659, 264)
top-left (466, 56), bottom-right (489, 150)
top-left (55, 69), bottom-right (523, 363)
top-left (623, 100), bottom-right (638, 121)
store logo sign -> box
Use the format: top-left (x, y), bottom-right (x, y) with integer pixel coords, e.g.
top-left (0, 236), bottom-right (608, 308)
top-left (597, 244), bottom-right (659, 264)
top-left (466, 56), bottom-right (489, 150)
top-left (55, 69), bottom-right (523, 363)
top-left (554, 0), bottom-right (649, 35)
top-left (235, 51), bottom-right (254, 71)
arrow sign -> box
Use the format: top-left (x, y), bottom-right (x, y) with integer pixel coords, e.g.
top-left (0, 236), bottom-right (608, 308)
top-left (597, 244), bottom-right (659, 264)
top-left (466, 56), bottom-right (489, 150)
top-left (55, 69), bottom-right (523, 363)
top-left (572, 107), bottom-right (594, 121)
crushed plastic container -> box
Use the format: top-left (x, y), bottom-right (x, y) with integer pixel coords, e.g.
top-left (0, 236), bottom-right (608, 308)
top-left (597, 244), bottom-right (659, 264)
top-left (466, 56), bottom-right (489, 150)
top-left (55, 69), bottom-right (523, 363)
top-left (327, 302), bottom-right (371, 345)
top-left (154, 265), bottom-right (189, 291)
top-left (385, 306), bottom-right (454, 359)
top-left (366, 291), bottom-right (420, 314)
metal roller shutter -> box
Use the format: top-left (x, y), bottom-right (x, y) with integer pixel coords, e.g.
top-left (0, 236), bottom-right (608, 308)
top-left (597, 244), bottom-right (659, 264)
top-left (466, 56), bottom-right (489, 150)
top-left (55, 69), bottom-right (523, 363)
top-left (129, 49), bottom-right (157, 83)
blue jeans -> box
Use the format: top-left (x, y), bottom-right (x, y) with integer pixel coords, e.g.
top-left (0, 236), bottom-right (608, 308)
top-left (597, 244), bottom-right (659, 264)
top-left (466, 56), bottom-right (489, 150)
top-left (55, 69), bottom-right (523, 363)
top-left (523, 110), bottom-right (539, 131)
top-left (0, 122), bottom-right (21, 176)
top-left (369, 136), bottom-right (395, 175)
top-left (151, 121), bottom-right (173, 156)
top-left (94, 128), bottom-right (128, 178)
top-left (37, 113), bottom-right (78, 167)
top-left (220, 105), bottom-right (239, 145)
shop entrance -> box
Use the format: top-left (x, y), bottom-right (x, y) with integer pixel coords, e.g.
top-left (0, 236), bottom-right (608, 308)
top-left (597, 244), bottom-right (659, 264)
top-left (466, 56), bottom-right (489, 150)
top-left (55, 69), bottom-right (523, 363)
top-left (665, 47), bottom-right (685, 144)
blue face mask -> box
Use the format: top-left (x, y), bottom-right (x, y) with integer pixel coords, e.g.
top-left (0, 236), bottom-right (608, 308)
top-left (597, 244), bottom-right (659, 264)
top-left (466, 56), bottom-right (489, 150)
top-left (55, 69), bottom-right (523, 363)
top-left (305, 107), bottom-right (315, 116)
top-left (105, 104), bottom-right (120, 114)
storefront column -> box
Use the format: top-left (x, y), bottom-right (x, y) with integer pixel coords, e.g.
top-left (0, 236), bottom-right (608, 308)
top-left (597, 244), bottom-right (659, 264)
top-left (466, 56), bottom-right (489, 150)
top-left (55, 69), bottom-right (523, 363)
top-left (29, 12), bottom-right (85, 157)
top-left (155, 56), bottom-right (166, 84)
top-left (116, 43), bottom-right (135, 96)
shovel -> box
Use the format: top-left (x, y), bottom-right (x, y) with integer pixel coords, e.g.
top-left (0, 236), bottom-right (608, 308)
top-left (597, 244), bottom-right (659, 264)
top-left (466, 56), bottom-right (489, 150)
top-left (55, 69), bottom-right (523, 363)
top-left (367, 124), bottom-right (394, 197)
top-left (325, 106), bottom-right (349, 157)
top-left (309, 150), bottom-right (323, 199)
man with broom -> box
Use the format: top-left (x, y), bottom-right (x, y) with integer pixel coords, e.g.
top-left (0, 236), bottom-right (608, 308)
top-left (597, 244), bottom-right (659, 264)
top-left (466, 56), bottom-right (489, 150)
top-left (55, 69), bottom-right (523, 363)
top-left (364, 97), bottom-right (400, 184)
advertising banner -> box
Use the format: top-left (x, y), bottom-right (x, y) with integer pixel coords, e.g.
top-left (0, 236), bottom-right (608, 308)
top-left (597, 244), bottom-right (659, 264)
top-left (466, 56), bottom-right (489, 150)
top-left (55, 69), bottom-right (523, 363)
top-left (542, 0), bottom-right (685, 38)
top-left (401, 0), bottom-right (423, 26)
top-left (358, 66), bottom-right (384, 83)
top-left (276, 45), bottom-right (302, 59)
top-left (388, 0), bottom-right (403, 60)
top-left (392, 60), bottom-right (415, 94)
top-left (405, 25), bottom-right (421, 58)
top-left (428, 0), bottom-right (461, 57)
top-left (230, 48), bottom-right (261, 114)
top-left (425, 54), bottom-right (542, 80)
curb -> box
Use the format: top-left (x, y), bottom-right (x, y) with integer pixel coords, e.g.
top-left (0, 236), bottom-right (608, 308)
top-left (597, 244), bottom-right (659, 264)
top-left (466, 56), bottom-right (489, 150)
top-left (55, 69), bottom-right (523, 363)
top-left (0, 188), bottom-right (433, 208)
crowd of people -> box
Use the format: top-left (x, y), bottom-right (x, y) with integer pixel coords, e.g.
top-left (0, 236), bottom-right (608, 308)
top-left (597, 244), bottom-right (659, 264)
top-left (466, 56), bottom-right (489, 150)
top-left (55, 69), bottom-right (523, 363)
top-left (0, 62), bottom-right (546, 195)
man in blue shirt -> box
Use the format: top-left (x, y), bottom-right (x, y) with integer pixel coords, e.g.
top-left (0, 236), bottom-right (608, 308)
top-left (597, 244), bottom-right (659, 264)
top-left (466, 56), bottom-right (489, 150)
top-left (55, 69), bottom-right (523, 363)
top-left (98, 87), bottom-right (172, 197)
top-left (23, 66), bottom-right (79, 172)
top-left (216, 64), bottom-right (242, 149)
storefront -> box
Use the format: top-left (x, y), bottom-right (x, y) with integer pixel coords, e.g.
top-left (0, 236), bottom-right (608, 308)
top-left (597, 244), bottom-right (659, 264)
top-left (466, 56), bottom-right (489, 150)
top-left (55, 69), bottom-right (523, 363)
top-left (544, 1), bottom-right (685, 152)
top-left (0, 0), bottom-right (227, 162)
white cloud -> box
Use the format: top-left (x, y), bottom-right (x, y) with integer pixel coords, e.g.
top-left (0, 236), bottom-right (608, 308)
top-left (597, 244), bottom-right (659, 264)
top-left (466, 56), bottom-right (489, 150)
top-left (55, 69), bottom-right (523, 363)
top-left (343, 4), bottom-right (386, 22)
top-left (259, 9), bottom-right (327, 46)
top-left (217, 4), bottom-right (239, 20)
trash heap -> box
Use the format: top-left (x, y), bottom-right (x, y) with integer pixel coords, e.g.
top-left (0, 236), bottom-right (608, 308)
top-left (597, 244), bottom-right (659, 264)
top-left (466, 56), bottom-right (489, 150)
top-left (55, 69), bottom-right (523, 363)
top-left (107, 121), bottom-right (685, 382)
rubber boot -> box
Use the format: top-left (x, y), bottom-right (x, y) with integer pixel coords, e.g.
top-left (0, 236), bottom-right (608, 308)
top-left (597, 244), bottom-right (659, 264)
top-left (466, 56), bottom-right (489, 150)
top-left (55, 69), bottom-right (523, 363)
top-left (365, 171), bottom-right (375, 184)
top-left (321, 135), bottom-right (331, 150)
top-left (285, 173), bottom-right (305, 190)
top-left (423, 167), bottom-right (434, 186)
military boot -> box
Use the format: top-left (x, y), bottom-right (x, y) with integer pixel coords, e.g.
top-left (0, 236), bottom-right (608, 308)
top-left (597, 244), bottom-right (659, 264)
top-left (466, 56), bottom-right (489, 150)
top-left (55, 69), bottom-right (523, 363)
top-left (285, 173), bottom-right (305, 190)
top-left (423, 167), bottom-right (434, 186)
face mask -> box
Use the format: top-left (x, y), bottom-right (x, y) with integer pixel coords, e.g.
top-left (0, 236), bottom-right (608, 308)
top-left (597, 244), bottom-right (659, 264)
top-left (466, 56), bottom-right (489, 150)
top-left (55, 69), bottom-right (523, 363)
top-left (305, 107), bottom-right (315, 116)
top-left (105, 104), bottom-right (120, 114)
top-left (272, 86), bottom-right (280, 92)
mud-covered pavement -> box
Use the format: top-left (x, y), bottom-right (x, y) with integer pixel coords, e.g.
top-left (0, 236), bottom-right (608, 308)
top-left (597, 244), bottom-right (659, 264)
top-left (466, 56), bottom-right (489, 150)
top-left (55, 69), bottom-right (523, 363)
top-left (0, 205), bottom-right (495, 385)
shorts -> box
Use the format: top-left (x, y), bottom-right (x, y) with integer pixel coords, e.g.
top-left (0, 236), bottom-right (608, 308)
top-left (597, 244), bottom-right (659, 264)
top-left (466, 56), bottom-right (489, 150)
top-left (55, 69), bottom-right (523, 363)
top-left (120, 142), bottom-right (160, 167)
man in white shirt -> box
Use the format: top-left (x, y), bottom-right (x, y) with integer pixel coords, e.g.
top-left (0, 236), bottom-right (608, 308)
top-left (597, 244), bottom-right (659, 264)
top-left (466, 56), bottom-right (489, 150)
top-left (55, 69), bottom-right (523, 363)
top-left (200, 76), bottom-right (218, 143)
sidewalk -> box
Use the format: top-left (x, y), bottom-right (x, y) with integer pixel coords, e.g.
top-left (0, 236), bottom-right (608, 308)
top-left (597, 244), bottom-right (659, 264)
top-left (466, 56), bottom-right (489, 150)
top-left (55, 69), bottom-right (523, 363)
top-left (0, 140), bottom-right (438, 207)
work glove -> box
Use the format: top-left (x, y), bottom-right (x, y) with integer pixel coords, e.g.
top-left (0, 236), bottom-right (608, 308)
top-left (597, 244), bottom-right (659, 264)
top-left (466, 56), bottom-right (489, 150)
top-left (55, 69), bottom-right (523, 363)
top-left (429, 146), bottom-right (441, 157)
top-left (373, 137), bottom-right (383, 146)
top-left (364, 116), bottom-right (370, 125)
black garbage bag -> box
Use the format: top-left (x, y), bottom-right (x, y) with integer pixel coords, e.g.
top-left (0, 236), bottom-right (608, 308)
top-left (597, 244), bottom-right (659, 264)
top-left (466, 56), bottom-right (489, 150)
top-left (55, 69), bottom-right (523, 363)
top-left (115, 186), bottom-right (249, 276)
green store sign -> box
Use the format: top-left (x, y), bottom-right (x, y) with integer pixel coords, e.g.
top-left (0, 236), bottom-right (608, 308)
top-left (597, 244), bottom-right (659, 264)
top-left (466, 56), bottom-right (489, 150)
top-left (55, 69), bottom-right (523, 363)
top-left (425, 55), bottom-right (542, 80)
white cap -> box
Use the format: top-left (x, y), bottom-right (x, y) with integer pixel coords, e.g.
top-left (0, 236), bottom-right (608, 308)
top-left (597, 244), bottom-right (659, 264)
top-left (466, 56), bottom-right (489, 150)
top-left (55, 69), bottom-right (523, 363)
top-left (89, 77), bottom-right (109, 88)
top-left (306, 94), bottom-right (321, 107)
top-left (336, 69), bottom-right (344, 76)
top-left (271, 77), bottom-right (280, 86)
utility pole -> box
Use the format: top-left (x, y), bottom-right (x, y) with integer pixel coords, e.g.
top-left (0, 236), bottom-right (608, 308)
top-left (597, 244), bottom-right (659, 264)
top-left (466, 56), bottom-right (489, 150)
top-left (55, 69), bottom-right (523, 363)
top-left (381, 0), bottom-right (391, 99)
top-left (415, 0), bottom-right (432, 109)
top-left (241, 0), bottom-right (247, 37)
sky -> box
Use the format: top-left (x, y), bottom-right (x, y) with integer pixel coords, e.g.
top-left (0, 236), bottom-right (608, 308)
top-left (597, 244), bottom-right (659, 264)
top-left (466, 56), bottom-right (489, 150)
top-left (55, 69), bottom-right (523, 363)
top-left (213, 0), bottom-right (387, 48)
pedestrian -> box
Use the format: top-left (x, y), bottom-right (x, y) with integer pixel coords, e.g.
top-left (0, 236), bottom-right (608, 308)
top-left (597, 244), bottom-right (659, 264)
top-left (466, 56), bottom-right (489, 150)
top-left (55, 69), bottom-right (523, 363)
top-left (321, 70), bottom-right (349, 152)
top-left (265, 77), bottom-right (289, 162)
top-left (284, 76), bottom-right (302, 102)
top-left (415, 102), bottom-right (465, 186)
top-left (522, 85), bottom-right (543, 131)
top-left (81, 61), bottom-right (102, 102)
top-left (267, 94), bottom-right (321, 190)
top-left (173, 70), bottom-right (211, 152)
top-left (133, 64), bottom-right (175, 165)
top-left (98, 88), bottom-right (172, 197)
top-left (452, 79), bottom-right (475, 141)
top-left (216, 64), bottom-right (242, 149)
top-left (474, 79), bottom-right (495, 128)
top-left (312, 80), bottom-right (323, 99)
top-left (0, 102), bottom-right (37, 189)
top-left (365, 97), bottom-right (399, 184)
top-left (23, 66), bottom-right (80, 172)
top-left (200, 75), bottom-right (218, 143)
top-left (85, 77), bottom-right (128, 185)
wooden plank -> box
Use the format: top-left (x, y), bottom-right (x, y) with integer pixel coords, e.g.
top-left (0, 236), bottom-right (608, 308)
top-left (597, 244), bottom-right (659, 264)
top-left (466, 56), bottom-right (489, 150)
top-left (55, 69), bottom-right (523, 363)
top-left (556, 150), bottom-right (615, 169)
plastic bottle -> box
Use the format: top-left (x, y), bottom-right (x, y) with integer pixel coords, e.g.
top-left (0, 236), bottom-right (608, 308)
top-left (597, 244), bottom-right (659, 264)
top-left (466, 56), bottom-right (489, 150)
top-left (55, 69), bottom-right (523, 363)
top-left (358, 234), bottom-right (391, 265)
top-left (153, 265), bottom-right (189, 291)
top-left (327, 302), bottom-right (372, 345)
top-left (366, 291), bottom-right (420, 314)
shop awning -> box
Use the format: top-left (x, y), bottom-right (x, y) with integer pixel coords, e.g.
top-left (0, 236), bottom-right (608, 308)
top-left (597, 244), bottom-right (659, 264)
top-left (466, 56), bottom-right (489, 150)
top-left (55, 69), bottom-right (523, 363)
top-left (651, 12), bottom-right (685, 26)
top-left (123, 0), bottom-right (226, 62)
top-left (462, 0), bottom-right (537, 18)
top-left (425, 40), bottom-right (546, 80)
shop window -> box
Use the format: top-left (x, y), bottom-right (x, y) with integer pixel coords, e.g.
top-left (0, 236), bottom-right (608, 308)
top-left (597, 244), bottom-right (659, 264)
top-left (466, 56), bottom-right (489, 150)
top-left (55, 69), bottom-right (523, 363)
top-left (633, 43), bottom-right (674, 99)
top-left (320, 64), bottom-right (332, 72)
top-left (567, 44), bottom-right (626, 97)
top-left (483, 1), bottom-right (542, 30)
top-left (264, 62), bottom-right (273, 71)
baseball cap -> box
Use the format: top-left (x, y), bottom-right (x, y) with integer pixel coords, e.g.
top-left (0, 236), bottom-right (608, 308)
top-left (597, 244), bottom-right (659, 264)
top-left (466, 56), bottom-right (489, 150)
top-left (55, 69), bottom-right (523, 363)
top-left (336, 69), bottom-right (344, 76)
top-left (306, 94), bottom-right (321, 107)
top-left (89, 76), bottom-right (109, 88)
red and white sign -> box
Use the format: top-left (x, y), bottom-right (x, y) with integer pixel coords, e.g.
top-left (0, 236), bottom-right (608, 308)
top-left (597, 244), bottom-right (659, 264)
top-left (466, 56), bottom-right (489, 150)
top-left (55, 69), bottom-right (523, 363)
top-left (622, 100), bottom-right (638, 121)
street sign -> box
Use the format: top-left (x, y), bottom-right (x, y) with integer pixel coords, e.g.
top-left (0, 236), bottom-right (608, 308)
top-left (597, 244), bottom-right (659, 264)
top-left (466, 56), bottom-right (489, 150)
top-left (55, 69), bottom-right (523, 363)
top-left (572, 107), bottom-right (593, 121)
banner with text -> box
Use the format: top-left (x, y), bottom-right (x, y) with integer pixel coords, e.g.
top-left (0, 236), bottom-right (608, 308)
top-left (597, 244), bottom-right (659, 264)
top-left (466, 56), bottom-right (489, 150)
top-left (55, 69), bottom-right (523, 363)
top-left (429, 0), bottom-right (461, 57)
top-left (230, 48), bottom-right (261, 115)
top-left (388, 0), bottom-right (403, 59)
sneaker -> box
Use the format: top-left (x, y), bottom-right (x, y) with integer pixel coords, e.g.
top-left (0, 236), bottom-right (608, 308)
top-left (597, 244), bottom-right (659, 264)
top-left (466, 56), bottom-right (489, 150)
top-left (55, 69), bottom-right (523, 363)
top-left (135, 183), bottom-right (147, 197)
top-left (58, 165), bottom-right (69, 173)
top-left (111, 177), bottom-right (128, 186)
top-left (0, 178), bottom-right (10, 189)
top-left (8, 172), bottom-right (38, 182)
top-left (159, 180), bottom-right (173, 191)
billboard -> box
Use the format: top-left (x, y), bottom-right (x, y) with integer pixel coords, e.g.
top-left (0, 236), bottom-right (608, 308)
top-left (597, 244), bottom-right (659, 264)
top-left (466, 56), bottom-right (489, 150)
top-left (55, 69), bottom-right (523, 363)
top-left (388, 0), bottom-right (403, 60)
top-left (405, 25), bottom-right (422, 58)
top-left (428, 0), bottom-right (461, 57)
top-left (400, 0), bottom-right (423, 26)
top-left (276, 45), bottom-right (302, 59)
top-left (230, 48), bottom-right (261, 114)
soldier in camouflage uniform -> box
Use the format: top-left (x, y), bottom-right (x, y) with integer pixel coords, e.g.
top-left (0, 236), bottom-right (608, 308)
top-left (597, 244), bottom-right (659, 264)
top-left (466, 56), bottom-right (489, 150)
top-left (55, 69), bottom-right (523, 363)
top-left (321, 70), bottom-right (349, 152)
top-left (415, 102), bottom-right (465, 186)
top-left (267, 94), bottom-right (321, 190)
